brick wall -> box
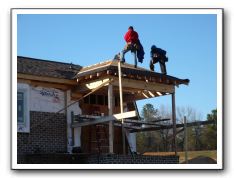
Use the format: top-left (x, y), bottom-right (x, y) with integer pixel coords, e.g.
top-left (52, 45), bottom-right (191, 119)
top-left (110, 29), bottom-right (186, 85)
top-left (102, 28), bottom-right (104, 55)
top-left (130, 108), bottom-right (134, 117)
top-left (17, 111), bottom-right (67, 163)
top-left (87, 154), bottom-right (179, 164)
top-left (23, 153), bottom-right (179, 164)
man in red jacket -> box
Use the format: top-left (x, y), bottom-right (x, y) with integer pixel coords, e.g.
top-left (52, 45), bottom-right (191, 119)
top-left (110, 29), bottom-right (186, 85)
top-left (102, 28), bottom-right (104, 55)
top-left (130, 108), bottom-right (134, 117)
top-left (120, 26), bottom-right (140, 67)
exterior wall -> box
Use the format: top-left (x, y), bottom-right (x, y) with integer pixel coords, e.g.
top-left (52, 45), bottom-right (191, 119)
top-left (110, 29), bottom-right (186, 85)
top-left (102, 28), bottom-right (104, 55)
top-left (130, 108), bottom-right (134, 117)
top-left (30, 86), bottom-right (65, 113)
top-left (17, 82), bottom-right (136, 162)
top-left (17, 111), bottom-right (67, 163)
top-left (17, 83), bottom-right (65, 133)
top-left (17, 83), bottom-right (82, 163)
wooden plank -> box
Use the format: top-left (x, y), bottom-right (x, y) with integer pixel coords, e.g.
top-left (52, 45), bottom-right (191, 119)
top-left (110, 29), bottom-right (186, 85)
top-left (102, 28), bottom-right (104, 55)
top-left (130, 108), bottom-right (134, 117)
top-left (184, 116), bottom-right (188, 163)
top-left (108, 84), bottom-right (114, 153)
top-left (151, 118), bottom-right (171, 122)
top-left (111, 76), bottom-right (175, 93)
top-left (128, 120), bottom-right (214, 133)
top-left (18, 73), bottom-right (77, 85)
top-left (118, 61), bottom-right (126, 155)
top-left (76, 61), bottom-right (112, 78)
top-left (113, 111), bottom-right (137, 120)
top-left (122, 119), bottom-right (164, 126)
top-left (172, 92), bottom-right (177, 155)
top-left (71, 116), bottom-right (116, 127)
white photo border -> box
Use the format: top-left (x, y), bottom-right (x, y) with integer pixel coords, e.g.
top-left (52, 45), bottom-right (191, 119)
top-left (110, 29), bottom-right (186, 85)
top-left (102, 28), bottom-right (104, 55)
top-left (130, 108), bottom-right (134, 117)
top-left (11, 8), bottom-right (223, 170)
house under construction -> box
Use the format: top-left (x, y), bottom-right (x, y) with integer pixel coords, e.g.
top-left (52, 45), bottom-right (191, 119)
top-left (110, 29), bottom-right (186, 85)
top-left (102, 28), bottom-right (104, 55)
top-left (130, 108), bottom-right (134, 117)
top-left (17, 56), bottom-right (190, 164)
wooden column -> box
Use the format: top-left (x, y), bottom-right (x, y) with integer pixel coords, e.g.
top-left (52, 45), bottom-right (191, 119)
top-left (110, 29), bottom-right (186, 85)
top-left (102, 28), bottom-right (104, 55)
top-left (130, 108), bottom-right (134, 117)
top-left (108, 84), bottom-right (114, 153)
top-left (171, 92), bottom-right (177, 155)
top-left (65, 90), bottom-right (73, 153)
top-left (184, 116), bottom-right (188, 163)
top-left (118, 61), bottom-right (126, 155)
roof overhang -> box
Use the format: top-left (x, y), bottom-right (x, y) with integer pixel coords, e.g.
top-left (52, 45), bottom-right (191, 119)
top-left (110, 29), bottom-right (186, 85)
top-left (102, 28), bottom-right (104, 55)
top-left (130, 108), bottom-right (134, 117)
top-left (74, 60), bottom-right (189, 101)
top-left (75, 60), bottom-right (190, 86)
top-left (17, 73), bottom-right (78, 91)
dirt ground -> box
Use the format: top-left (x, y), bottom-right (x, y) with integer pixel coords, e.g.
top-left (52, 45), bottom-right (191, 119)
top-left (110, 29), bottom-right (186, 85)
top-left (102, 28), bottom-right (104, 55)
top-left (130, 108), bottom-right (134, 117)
top-left (144, 150), bottom-right (217, 164)
top-left (181, 156), bottom-right (217, 164)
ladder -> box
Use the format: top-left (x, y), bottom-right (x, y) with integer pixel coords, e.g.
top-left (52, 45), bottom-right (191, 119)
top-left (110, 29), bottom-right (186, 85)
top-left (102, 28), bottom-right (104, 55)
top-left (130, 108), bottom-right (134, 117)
top-left (95, 124), bottom-right (109, 154)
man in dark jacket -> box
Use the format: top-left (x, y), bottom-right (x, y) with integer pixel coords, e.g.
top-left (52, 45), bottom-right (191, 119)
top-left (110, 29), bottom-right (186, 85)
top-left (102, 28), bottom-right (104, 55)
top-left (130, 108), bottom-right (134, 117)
top-left (149, 45), bottom-right (168, 74)
top-left (120, 26), bottom-right (144, 67)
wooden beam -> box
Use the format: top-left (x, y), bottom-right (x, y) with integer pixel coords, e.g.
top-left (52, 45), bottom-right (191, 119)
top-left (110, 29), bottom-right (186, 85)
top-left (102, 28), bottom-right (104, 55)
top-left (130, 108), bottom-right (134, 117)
top-left (172, 92), bottom-right (177, 155)
top-left (71, 116), bottom-right (116, 127)
top-left (121, 119), bottom-right (164, 126)
top-left (108, 84), bottom-right (114, 153)
top-left (18, 73), bottom-right (77, 85)
top-left (113, 111), bottom-right (137, 120)
top-left (111, 76), bottom-right (174, 93)
top-left (128, 120), bottom-right (214, 133)
top-left (118, 61), bottom-right (126, 155)
top-left (76, 76), bottom-right (174, 94)
top-left (184, 116), bottom-right (188, 164)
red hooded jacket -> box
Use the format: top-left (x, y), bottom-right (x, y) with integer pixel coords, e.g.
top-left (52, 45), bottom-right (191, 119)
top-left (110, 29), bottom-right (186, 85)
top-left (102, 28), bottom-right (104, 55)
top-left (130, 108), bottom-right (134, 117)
top-left (124, 29), bottom-right (139, 43)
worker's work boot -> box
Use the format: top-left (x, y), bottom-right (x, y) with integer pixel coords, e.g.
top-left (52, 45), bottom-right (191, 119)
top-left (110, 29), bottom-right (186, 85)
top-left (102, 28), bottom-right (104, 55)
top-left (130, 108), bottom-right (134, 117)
top-left (120, 52), bottom-right (125, 64)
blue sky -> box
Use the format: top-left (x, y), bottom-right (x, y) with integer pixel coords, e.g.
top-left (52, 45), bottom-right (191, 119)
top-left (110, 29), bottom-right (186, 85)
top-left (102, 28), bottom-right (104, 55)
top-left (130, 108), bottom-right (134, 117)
top-left (17, 13), bottom-right (217, 119)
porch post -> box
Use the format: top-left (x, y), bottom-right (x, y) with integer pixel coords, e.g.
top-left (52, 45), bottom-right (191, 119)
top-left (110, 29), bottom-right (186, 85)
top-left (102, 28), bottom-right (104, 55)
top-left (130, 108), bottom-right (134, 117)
top-left (172, 91), bottom-right (177, 155)
top-left (184, 116), bottom-right (188, 163)
top-left (108, 84), bottom-right (114, 153)
top-left (118, 61), bottom-right (126, 155)
top-left (65, 90), bottom-right (73, 153)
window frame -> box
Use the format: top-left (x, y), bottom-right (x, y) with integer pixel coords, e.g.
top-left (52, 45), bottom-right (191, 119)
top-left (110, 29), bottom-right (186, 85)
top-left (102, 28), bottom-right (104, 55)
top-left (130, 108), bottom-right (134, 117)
top-left (17, 91), bottom-right (25, 124)
top-left (17, 83), bottom-right (30, 133)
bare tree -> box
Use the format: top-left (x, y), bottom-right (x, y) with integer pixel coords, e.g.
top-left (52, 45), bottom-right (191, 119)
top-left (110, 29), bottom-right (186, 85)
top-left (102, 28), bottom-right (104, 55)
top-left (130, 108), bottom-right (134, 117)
top-left (157, 105), bottom-right (172, 151)
top-left (176, 106), bottom-right (203, 151)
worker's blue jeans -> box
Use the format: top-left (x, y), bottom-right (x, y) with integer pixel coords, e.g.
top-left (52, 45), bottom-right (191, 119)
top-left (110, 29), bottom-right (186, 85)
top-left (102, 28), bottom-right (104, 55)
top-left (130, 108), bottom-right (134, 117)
top-left (120, 43), bottom-right (137, 67)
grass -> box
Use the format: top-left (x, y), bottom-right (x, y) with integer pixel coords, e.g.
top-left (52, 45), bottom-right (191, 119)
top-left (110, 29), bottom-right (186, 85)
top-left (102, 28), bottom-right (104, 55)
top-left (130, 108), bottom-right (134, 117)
top-left (144, 150), bottom-right (217, 163)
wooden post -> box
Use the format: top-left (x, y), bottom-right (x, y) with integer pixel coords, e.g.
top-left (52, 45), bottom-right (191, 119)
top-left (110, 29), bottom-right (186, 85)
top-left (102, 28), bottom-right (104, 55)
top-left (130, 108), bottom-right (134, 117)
top-left (71, 111), bottom-right (75, 147)
top-left (108, 84), bottom-right (114, 153)
top-left (171, 92), bottom-right (177, 155)
top-left (118, 61), bottom-right (126, 155)
top-left (184, 116), bottom-right (188, 163)
top-left (65, 90), bottom-right (73, 153)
